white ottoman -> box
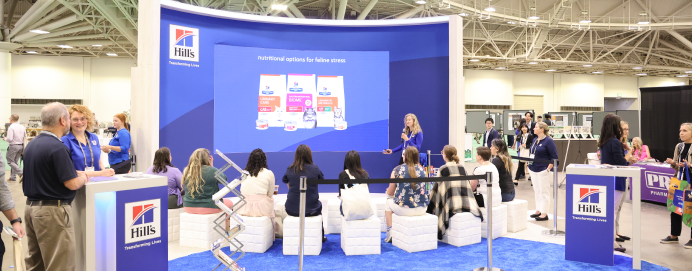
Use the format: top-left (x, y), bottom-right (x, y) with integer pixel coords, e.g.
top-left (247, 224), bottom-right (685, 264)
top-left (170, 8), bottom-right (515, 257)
top-left (327, 199), bottom-right (342, 234)
top-left (180, 213), bottom-right (224, 249)
top-left (231, 215), bottom-right (274, 253)
top-left (441, 213), bottom-right (481, 247)
top-left (502, 199), bottom-right (528, 233)
top-left (341, 215), bottom-right (381, 255)
top-left (391, 213), bottom-right (437, 253)
top-left (370, 198), bottom-right (387, 232)
top-left (283, 215), bottom-right (323, 255)
top-left (480, 205), bottom-right (507, 239)
top-left (319, 198), bottom-right (330, 232)
top-left (168, 209), bottom-right (185, 242)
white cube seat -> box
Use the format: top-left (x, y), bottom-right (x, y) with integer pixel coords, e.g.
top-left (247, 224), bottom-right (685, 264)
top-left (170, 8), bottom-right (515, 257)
top-left (283, 215), bottom-right (323, 255)
top-left (391, 213), bottom-right (437, 253)
top-left (327, 199), bottom-right (342, 234)
top-left (168, 209), bottom-right (185, 242)
top-left (341, 215), bottom-right (381, 255)
top-left (231, 215), bottom-right (274, 253)
top-left (441, 213), bottom-right (481, 247)
top-left (479, 205), bottom-right (507, 239)
top-left (370, 198), bottom-right (387, 232)
top-left (180, 212), bottom-right (224, 249)
top-left (502, 199), bottom-right (528, 233)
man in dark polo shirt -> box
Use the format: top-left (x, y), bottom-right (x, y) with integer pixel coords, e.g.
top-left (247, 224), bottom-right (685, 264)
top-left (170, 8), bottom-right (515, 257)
top-left (22, 102), bottom-right (88, 271)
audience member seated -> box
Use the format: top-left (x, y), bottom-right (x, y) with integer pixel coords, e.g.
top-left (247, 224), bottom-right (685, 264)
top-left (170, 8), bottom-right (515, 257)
top-left (384, 146), bottom-right (430, 243)
top-left (281, 144), bottom-right (326, 242)
top-left (146, 147), bottom-right (184, 209)
top-left (490, 139), bottom-right (515, 202)
top-left (427, 145), bottom-right (482, 240)
top-left (182, 148), bottom-right (234, 214)
top-left (236, 148), bottom-right (276, 239)
top-left (472, 147), bottom-right (501, 208)
top-left (338, 150), bottom-right (371, 218)
top-left (631, 137), bottom-right (652, 163)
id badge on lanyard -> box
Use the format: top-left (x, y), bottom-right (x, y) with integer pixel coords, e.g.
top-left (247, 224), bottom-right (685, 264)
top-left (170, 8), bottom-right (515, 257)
top-left (529, 140), bottom-right (539, 165)
top-left (85, 167), bottom-right (95, 172)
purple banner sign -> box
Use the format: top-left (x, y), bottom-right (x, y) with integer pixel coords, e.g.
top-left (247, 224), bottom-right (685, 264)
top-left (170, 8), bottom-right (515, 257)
top-left (631, 164), bottom-right (676, 204)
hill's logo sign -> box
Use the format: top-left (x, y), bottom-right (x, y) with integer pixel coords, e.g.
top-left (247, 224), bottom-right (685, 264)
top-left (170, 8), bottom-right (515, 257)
top-left (169, 24), bottom-right (199, 62)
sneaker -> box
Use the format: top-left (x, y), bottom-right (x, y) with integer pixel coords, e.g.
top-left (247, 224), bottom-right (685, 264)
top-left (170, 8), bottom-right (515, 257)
top-left (660, 236), bottom-right (679, 244)
top-left (384, 226), bottom-right (392, 243)
top-left (685, 240), bottom-right (692, 249)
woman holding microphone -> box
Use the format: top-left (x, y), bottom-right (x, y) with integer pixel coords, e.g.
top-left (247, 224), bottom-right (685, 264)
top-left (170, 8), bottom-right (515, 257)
top-left (62, 105), bottom-right (115, 177)
top-left (383, 113), bottom-right (424, 164)
top-left (528, 122), bottom-right (558, 221)
top-left (101, 113), bottom-right (132, 174)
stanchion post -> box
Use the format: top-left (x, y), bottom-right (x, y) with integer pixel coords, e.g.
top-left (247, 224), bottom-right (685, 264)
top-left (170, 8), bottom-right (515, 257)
top-left (542, 159), bottom-right (565, 236)
top-left (298, 176), bottom-right (307, 271)
top-left (427, 150), bottom-right (431, 177)
top-left (474, 172), bottom-right (504, 271)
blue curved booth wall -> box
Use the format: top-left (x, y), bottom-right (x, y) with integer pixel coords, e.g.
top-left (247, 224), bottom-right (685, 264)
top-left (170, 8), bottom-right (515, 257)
top-left (160, 8), bottom-right (450, 193)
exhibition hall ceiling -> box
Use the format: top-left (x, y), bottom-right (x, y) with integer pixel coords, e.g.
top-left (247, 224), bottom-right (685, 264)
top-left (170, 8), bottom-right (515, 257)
top-left (4, 0), bottom-right (692, 77)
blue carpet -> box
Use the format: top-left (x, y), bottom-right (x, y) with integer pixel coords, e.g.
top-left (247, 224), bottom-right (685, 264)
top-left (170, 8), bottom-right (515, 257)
top-left (169, 233), bottom-right (669, 271)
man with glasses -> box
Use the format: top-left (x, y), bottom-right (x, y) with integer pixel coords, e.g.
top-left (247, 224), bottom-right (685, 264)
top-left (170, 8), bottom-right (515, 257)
top-left (3, 114), bottom-right (26, 182)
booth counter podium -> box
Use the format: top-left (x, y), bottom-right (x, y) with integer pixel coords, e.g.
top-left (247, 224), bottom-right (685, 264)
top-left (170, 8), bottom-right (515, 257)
top-left (565, 165), bottom-right (642, 270)
top-left (73, 174), bottom-right (169, 271)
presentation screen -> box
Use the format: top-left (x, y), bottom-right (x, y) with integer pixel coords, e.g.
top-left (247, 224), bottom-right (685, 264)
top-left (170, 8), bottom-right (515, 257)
top-left (214, 45), bottom-right (389, 152)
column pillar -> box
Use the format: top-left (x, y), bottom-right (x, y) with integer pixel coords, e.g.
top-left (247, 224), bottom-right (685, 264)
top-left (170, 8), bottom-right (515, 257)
top-left (0, 42), bottom-right (21, 123)
top-left (448, 15), bottom-right (465, 164)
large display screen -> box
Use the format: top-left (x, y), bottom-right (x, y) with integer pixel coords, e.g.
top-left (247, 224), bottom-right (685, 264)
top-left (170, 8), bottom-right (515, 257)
top-left (214, 45), bottom-right (389, 152)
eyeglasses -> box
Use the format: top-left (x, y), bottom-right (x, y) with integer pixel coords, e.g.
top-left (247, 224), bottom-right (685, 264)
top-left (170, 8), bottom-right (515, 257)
top-left (623, 128), bottom-right (630, 131)
top-left (71, 117), bottom-right (87, 123)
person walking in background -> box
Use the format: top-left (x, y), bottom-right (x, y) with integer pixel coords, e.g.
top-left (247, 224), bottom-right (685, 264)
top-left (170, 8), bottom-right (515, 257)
top-left (515, 123), bottom-right (533, 183)
top-left (146, 147), bottom-right (184, 209)
top-left (383, 113), bottom-right (424, 165)
top-left (491, 139), bottom-right (515, 201)
top-left (4, 114), bottom-right (26, 182)
top-left (543, 113), bottom-right (553, 126)
top-left (23, 102), bottom-right (89, 271)
top-left (528, 122), bottom-right (558, 222)
top-left (236, 148), bottom-right (276, 238)
top-left (661, 123), bottom-right (692, 249)
top-left (282, 144), bottom-right (326, 242)
top-left (384, 146), bottom-right (430, 243)
top-left (525, 112), bottom-right (536, 136)
top-left (101, 113), bottom-right (131, 174)
top-left (598, 114), bottom-right (629, 252)
top-left (482, 117), bottom-right (499, 148)
top-left (62, 105), bottom-right (115, 178)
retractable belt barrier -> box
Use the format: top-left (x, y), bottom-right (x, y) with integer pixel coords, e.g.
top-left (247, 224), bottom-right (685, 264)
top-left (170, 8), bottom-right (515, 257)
top-left (295, 173), bottom-right (503, 271)
top-left (512, 156), bottom-right (565, 237)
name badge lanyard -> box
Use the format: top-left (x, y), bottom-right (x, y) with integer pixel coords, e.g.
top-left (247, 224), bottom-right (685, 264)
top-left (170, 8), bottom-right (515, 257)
top-left (402, 132), bottom-right (413, 158)
top-left (76, 132), bottom-right (94, 168)
top-left (529, 136), bottom-right (543, 165)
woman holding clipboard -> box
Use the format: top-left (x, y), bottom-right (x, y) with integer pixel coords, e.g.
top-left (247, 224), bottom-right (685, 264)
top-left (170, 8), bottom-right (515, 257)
top-left (383, 113), bottom-right (424, 165)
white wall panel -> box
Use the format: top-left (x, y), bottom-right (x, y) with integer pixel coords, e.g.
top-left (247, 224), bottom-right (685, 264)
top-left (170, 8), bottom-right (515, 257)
top-left (560, 74), bottom-right (605, 107)
top-left (90, 58), bottom-right (136, 123)
top-left (605, 75), bottom-right (638, 98)
top-left (464, 70), bottom-right (513, 105)
top-left (11, 55), bottom-right (83, 99)
top-left (513, 72), bottom-right (554, 112)
top-left (638, 76), bottom-right (688, 88)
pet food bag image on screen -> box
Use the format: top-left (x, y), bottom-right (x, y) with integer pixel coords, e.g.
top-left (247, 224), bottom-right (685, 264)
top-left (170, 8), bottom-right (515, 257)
top-left (257, 74), bottom-right (287, 129)
top-left (286, 74), bottom-right (317, 130)
top-left (316, 75), bottom-right (345, 129)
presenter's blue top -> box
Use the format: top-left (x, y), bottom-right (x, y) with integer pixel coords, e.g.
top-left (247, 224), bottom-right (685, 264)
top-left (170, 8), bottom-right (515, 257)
top-left (391, 131), bottom-right (423, 153)
top-left (599, 137), bottom-right (629, 191)
top-left (282, 164), bottom-right (324, 215)
top-left (108, 128), bottom-right (131, 165)
top-left (61, 131), bottom-right (102, 171)
top-left (392, 164), bottom-right (430, 208)
top-left (528, 136), bottom-right (558, 172)
top-left (22, 131), bottom-right (79, 201)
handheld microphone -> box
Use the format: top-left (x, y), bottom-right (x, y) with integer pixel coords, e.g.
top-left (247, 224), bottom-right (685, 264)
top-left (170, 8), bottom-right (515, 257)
top-left (401, 127), bottom-right (406, 143)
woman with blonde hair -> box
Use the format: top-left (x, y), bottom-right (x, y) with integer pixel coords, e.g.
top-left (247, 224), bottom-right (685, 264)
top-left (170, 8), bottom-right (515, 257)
top-left (631, 137), bottom-right (651, 162)
top-left (528, 122), bottom-right (558, 221)
top-left (383, 113), bottom-right (424, 165)
top-left (182, 148), bottom-right (233, 214)
top-left (661, 123), bottom-right (692, 248)
top-left (62, 105), bottom-right (115, 177)
top-left (101, 113), bottom-right (131, 174)
top-left (384, 146), bottom-right (430, 243)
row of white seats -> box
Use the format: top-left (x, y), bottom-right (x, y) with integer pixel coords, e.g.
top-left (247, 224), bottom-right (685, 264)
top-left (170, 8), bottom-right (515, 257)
top-left (172, 198), bottom-right (528, 254)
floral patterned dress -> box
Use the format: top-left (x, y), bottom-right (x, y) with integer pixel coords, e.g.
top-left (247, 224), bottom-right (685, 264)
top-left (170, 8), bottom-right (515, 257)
top-left (392, 164), bottom-right (430, 208)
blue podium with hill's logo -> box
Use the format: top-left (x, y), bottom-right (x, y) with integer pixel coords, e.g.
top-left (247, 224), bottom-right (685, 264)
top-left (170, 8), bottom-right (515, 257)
top-left (73, 174), bottom-right (168, 271)
top-left (565, 165), bottom-right (643, 270)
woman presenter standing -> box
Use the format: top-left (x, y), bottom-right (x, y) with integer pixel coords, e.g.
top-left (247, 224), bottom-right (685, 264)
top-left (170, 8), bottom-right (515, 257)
top-left (383, 113), bottom-right (424, 165)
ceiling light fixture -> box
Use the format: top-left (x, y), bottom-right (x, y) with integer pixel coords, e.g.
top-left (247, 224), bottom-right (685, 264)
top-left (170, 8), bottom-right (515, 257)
top-left (633, 67), bottom-right (643, 70)
top-left (676, 74), bottom-right (688, 78)
top-left (106, 53), bottom-right (118, 57)
top-left (545, 69), bottom-right (557, 72)
top-left (469, 59), bottom-right (480, 62)
top-left (507, 21), bottom-right (517, 24)
top-left (528, 16), bottom-right (540, 20)
top-left (415, 0), bottom-right (426, 4)
top-left (685, 71), bottom-right (692, 73)
top-left (485, 7), bottom-right (495, 12)
top-left (270, 4), bottom-right (287, 10)
top-left (583, 64), bottom-right (593, 67)
top-left (459, 13), bottom-right (468, 16)
top-left (592, 71), bottom-right (604, 74)
top-left (57, 45), bottom-right (73, 49)
top-left (579, 19), bottom-right (591, 23)
top-left (495, 67), bottom-right (507, 70)
top-left (92, 44), bottom-right (102, 47)
top-left (25, 51), bottom-right (38, 54)
top-left (30, 29), bottom-right (49, 34)
top-left (638, 12), bottom-right (650, 25)
top-left (635, 73), bottom-right (647, 76)
top-left (528, 62), bottom-right (539, 64)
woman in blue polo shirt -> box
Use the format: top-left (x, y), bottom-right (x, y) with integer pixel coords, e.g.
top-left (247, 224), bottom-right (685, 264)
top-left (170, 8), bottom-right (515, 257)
top-left (62, 105), bottom-right (115, 177)
top-left (101, 113), bottom-right (132, 174)
top-left (527, 122), bottom-right (558, 221)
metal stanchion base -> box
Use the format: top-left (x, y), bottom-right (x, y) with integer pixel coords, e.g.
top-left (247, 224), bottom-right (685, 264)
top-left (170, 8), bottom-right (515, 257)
top-left (542, 229), bottom-right (566, 236)
top-left (473, 267), bottom-right (505, 271)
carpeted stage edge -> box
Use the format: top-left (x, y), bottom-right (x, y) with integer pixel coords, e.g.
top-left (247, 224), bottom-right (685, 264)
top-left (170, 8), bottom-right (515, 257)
top-left (168, 233), bottom-right (669, 271)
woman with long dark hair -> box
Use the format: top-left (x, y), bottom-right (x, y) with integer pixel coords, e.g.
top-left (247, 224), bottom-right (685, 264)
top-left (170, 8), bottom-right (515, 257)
top-left (515, 123), bottom-right (533, 183)
top-left (282, 144), bottom-right (326, 242)
top-left (338, 150), bottom-right (370, 216)
top-left (597, 114), bottom-right (629, 253)
top-left (384, 146), bottom-right (430, 243)
top-left (146, 147), bottom-right (183, 209)
top-left (491, 139), bottom-right (515, 202)
top-left (237, 148), bottom-right (277, 238)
